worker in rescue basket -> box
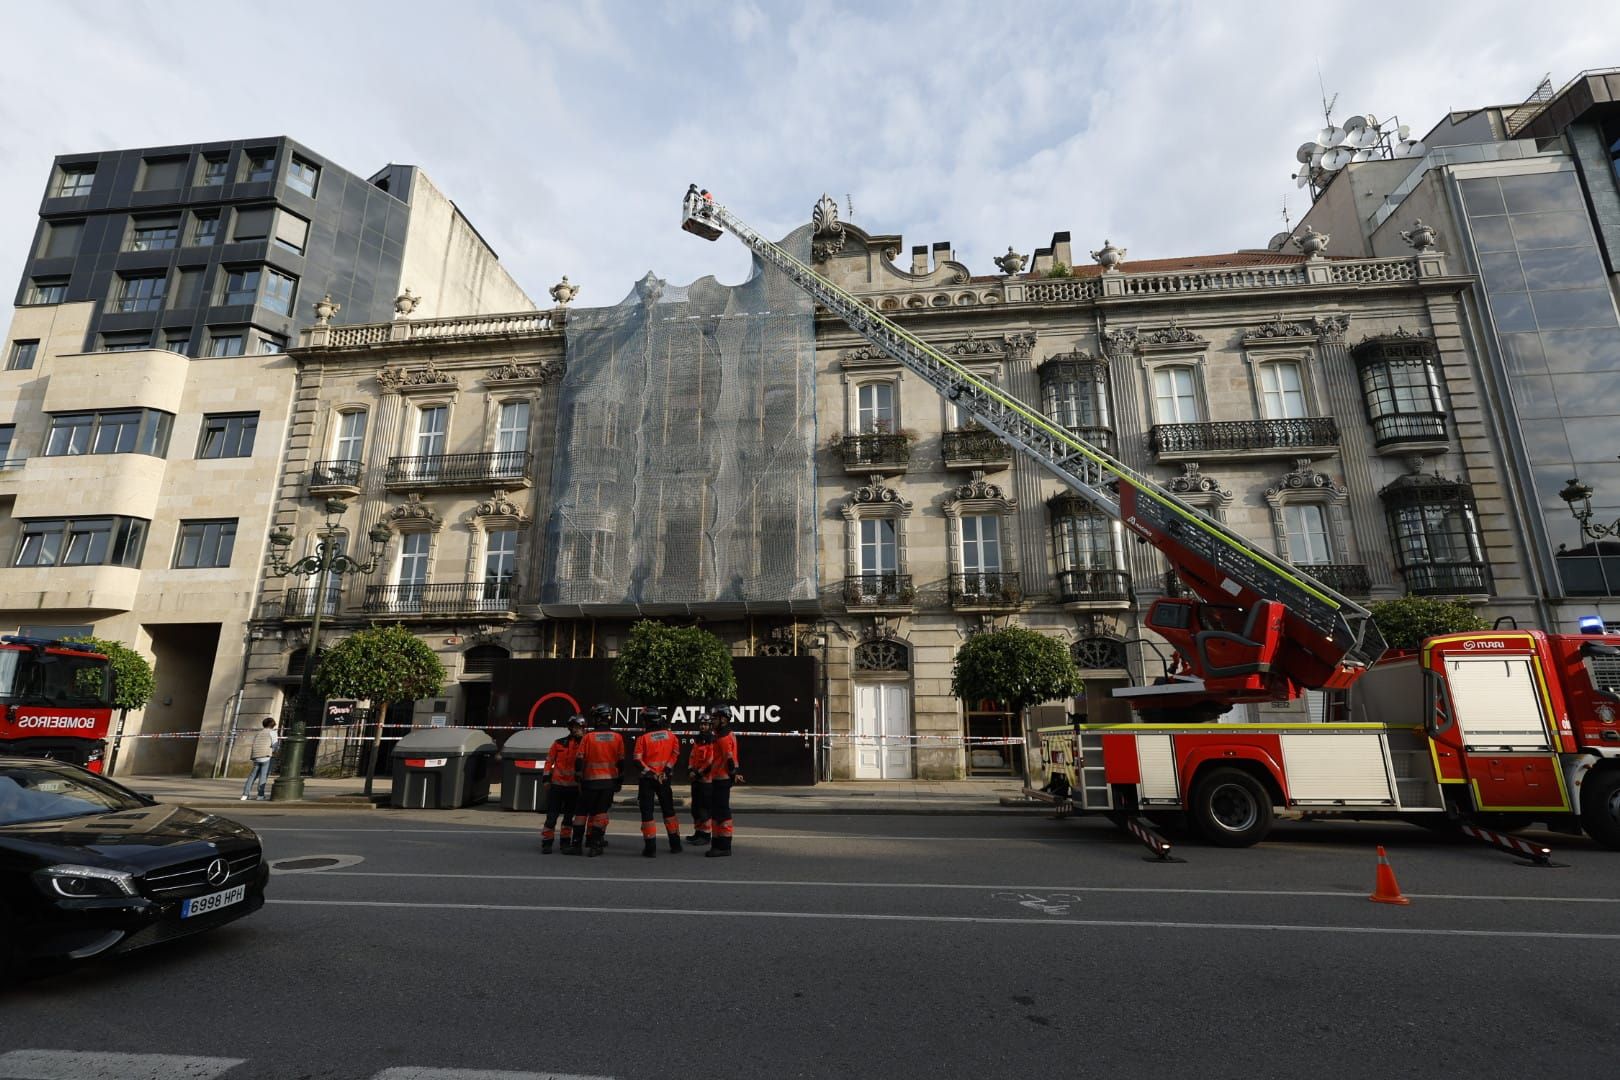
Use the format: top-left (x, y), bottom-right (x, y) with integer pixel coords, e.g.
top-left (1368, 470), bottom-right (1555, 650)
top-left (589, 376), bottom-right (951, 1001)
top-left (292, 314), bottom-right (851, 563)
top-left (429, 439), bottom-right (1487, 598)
top-left (704, 705), bottom-right (742, 858)
top-left (633, 706), bottom-right (683, 857)
top-left (540, 715), bottom-right (584, 854)
top-left (572, 704), bottom-right (625, 857)
top-left (685, 710), bottom-right (718, 846)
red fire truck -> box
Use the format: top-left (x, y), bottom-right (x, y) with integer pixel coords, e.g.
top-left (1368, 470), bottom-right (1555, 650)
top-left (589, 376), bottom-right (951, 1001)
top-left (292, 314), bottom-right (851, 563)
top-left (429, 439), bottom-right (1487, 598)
top-left (0, 636), bottom-right (117, 773)
top-left (1039, 628), bottom-right (1620, 850)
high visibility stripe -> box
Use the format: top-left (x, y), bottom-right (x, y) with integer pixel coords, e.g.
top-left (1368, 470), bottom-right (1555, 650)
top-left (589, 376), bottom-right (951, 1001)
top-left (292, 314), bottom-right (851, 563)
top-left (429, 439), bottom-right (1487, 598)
top-left (640, 822), bottom-right (656, 838)
top-left (664, 816), bottom-right (681, 831)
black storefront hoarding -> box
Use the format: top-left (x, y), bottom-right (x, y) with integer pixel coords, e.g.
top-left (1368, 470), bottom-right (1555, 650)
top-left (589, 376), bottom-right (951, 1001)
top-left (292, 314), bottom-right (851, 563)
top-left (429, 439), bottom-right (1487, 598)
top-left (489, 657), bottom-right (817, 786)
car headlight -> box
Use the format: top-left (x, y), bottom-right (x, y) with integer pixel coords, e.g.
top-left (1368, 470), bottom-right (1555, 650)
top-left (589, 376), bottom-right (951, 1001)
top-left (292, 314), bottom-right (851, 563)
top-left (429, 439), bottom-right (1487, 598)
top-left (34, 864), bottom-right (138, 898)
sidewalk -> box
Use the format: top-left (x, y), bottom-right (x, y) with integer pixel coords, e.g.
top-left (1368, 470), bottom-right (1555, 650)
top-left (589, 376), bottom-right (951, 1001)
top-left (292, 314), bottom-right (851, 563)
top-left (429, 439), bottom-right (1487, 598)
top-left (117, 774), bottom-right (1038, 815)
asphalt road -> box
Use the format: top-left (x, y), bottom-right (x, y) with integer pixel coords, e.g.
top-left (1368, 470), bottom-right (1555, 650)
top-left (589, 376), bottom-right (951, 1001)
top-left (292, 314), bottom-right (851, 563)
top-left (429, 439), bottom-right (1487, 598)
top-left (4, 808), bottom-right (1620, 1080)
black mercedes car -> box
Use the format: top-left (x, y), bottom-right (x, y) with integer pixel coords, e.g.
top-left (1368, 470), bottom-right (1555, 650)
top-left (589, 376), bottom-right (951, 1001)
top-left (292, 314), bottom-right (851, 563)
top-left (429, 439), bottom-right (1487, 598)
top-left (0, 757), bottom-right (268, 977)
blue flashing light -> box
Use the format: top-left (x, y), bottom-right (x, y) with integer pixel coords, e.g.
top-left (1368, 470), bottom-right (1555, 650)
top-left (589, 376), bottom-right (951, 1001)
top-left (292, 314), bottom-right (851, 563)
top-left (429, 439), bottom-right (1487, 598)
top-left (1578, 615), bottom-right (1605, 635)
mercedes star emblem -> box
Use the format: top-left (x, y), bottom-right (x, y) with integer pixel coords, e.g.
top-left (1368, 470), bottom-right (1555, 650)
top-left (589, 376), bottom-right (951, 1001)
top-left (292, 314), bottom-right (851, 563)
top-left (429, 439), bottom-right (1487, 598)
top-left (205, 857), bottom-right (230, 887)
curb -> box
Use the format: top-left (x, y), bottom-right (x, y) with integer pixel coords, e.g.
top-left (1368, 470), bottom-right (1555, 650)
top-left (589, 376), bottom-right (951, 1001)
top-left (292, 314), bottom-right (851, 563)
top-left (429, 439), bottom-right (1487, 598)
top-left (181, 799), bottom-right (1049, 817)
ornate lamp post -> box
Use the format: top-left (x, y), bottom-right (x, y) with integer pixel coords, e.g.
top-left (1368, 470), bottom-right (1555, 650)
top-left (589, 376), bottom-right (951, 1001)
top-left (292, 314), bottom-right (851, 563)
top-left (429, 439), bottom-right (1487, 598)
top-left (1559, 472), bottom-right (1620, 542)
top-left (265, 498), bottom-right (390, 802)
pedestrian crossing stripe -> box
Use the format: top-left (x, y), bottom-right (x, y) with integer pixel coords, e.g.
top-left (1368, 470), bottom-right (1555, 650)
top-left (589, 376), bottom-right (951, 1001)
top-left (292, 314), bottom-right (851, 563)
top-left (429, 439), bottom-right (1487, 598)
top-left (0, 1051), bottom-right (614, 1080)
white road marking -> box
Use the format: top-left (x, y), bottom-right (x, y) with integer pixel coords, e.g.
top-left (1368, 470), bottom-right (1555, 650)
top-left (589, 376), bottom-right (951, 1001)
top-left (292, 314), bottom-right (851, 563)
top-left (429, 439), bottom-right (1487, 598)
top-left (371, 1069), bottom-right (612, 1080)
top-left (266, 898), bottom-right (1620, 941)
top-left (271, 869), bottom-right (1620, 904)
top-left (0, 1050), bottom-right (245, 1080)
top-left (255, 826), bottom-right (1017, 842)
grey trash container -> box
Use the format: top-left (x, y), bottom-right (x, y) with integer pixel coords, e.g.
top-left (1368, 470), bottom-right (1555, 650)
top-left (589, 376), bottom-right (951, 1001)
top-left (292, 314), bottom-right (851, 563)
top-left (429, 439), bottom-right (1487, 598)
top-left (500, 726), bottom-right (568, 811)
top-left (390, 727), bottom-right (497, 809)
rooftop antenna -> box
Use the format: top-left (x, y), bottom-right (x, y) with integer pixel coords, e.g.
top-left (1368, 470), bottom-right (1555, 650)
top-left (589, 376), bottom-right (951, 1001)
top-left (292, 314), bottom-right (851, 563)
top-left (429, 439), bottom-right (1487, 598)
top-left (846, 193), bottom-right (854, 220)
top-left (1316, 61), bottom-right (1338, 126)
top-left (1281, 196), bottom-right (1292, 232)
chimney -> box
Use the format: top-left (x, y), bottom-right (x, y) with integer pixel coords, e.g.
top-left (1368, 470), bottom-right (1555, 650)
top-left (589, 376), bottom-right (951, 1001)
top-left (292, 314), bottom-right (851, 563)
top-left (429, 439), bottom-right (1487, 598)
top-left (911, 245), bottom-right (929, 275)
top-left (1050, 231), bottom-right (1072, 268)
top-left (932, 241), bottom-right (953, 269)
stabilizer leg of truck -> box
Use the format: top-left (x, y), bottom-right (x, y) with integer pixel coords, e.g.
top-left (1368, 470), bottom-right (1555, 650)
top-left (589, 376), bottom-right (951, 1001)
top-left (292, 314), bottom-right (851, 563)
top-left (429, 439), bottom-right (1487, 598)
top-left (1458, 821), bottom-right (1564, 867)
top-left (1126, 815), bottom-right (1184, 863)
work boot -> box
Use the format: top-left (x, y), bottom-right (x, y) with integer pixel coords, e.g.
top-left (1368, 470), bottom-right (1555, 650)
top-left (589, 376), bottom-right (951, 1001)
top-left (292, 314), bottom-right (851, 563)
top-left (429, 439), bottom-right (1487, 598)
top-left (668, 834), bottom-right (683, 853)
top-left (642, 838), bottom-right (657, 858)
top-left (541, 838), bottom-right (554, 854)
top-left (704, 845), bottom-right (731, 858)
top-left (587, 843), bottom-right (604, 858)
top-left (687, 832), bottom-right (710, 846)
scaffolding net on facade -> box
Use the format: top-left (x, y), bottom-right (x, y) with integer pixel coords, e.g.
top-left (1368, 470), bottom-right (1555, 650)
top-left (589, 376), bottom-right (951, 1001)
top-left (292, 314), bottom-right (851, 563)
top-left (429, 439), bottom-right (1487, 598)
top-left (543, 225), bottom-right (818, 612)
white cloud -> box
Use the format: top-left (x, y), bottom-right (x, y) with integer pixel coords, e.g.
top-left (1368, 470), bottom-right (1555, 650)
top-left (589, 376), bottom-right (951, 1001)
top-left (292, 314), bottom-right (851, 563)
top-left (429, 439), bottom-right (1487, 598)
top-left (0, 0), bottom-right (1616, 317)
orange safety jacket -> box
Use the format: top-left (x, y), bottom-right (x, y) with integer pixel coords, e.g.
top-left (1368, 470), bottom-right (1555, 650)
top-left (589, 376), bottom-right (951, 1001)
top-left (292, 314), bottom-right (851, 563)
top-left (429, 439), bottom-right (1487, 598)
top-left (545, 735), bottom-right (580, 786)
top-left (688, 734), bottom-right (715, 778)
top-left (703, 731), bottom-right (740, 782)
top-left (579, 730), bottom-right (626, 782)
top-left (634, 729), bottom-right (680, 777)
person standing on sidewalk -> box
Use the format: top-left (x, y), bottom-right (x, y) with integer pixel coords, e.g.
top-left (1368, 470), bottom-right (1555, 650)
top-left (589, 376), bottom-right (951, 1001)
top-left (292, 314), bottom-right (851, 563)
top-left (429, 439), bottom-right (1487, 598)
top-left (685, 711), bottom-right (718, 846)
top-left (632, 707), bottom-right (682, 857)
top-left (240, 718), bottom-right (279, 801)
top-left (574, 704), bottom-right (625, 857)
top-left (540, 716), bottom-right (584, 854)
top-left (704, 707), bottom-right (742, 858)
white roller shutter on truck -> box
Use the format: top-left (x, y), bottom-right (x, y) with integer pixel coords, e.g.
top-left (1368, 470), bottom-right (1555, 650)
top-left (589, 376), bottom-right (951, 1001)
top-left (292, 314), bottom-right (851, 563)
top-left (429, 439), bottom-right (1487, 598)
top-left (1443, 656), bottom-right (1552, 751)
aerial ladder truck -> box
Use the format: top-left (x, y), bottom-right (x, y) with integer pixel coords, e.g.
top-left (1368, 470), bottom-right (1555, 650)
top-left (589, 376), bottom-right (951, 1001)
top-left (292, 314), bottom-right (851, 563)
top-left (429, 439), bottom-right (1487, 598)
top-left (681, 190), bottom-right (1620, 856)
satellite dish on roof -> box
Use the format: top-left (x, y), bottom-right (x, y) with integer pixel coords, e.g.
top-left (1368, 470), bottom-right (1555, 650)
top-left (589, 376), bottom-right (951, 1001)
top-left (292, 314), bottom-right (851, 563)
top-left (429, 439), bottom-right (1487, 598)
top-left (1294, 173), bottom-right (1311, 188)
top-left (1354, 125), bottom-right (1383, 148)
top-left (1319, 125), bottom-right (1346, 147)
top-left (1296, 141), bottom-right (1322, 164)
top-left (1394, 139), bottom-right (1426, 158)
top-left (1351, 149), bottom-right (1375, 162)
top-left (1343, 115), bottom-right (1368, 135)
top-left (1321, 147), bottom-right (1355, 171)
top-left (1395, 124), bottom-right (1411, 140)
top-left (1268, 232), bottom-right (1292, 251)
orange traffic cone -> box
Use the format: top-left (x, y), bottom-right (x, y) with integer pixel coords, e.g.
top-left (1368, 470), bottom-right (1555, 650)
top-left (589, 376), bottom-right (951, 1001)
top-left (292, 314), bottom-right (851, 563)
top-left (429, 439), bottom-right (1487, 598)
top-left (1369, 845), bottom-right (1410, 906)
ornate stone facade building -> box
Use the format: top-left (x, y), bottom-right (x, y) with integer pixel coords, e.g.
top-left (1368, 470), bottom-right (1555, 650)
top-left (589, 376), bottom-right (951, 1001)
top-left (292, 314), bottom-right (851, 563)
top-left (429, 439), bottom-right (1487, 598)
top-left (243, 204), bottom-right (1527, 780)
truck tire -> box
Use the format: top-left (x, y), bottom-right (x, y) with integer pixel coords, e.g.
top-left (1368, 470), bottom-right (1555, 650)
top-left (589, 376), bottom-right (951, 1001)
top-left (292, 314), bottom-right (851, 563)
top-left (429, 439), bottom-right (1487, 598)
top-left (1580, 768), bottom-right (1620, 850)
top-left (1191, 767), bottom-right (1273, 848)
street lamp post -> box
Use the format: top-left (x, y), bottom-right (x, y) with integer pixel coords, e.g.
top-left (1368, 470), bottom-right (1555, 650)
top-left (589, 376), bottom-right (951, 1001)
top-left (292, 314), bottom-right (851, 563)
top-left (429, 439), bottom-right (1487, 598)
top-left (265, 498), bottom-right (390, 802)
top-left (1559, 470), bottom-right (1620, 542)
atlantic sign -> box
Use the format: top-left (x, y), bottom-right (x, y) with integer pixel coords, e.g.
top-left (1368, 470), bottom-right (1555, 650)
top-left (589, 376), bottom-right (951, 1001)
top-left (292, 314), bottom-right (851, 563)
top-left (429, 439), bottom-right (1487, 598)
top-left (490, 657), bottom-right (818, 785)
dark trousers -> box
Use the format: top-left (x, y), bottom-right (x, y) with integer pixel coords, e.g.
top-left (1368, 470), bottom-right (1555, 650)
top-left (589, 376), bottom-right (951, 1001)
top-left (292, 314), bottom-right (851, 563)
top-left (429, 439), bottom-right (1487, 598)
top-left (689, 778), bottom-right (712, 834)
top-left (638, 775), bottom-right (680, 840)
top-left (711, 777), bottom-right (734, 850)
top-left (578, 780), bottom-right (617, 844)
top-left (542, 784), bottom-right (578, 841)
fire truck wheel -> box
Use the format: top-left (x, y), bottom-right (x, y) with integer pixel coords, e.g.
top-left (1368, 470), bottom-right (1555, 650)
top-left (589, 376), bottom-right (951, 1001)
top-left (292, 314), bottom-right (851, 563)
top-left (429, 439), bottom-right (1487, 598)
top-left (1191, 767), bottom-right (1273, 847)
top-left (1579, 768), bottom-right (1620, 850)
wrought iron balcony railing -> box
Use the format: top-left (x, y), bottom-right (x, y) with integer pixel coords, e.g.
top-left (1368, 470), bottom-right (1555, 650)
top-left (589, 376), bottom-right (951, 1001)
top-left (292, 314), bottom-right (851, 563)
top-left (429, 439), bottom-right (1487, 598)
top-left (308, 459), bottom-right (363, 492)
top-left (363, 581), bottom-right (519, 615)
top-left (948, 571), bottom-right (1023, 607)
top-left (844, 572), bottom-right (914, 606)
top-left (1055, 568), bottom-right (1133, 604)
top-left (840, 433), bottom-right (911, 471)
top-left (1400, 562), bottom-right (1490, 596)
top-left (1298, 563), bottom-right (1372, 597)
top-left (1065, 425), bottom-right (1115, 454)
top-left (384, 451), bottom-right (532, 487)
top-left (941, 428), bottom-right (1013, 467)
top-left (271, 587), bottom-right (341, 620)
top-left (1149, 417), bottom-right (1339, 457)
top-left (1369, 412), bottom-right (1447, 448)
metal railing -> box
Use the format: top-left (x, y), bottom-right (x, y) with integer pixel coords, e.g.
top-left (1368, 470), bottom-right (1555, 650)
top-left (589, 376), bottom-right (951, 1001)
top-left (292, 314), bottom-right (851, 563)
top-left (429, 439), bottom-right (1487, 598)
top-left (1400, 563), bottom-right (1490, 596)
top-left (1149, 417), bottom-right (1339, 456)
top-left (840, 433), bottom-right (911, 470)
top-left (271, 587), bottom-right (340, 619)
top-left (384, 451), bottom-right (532, 486)
top-left (308, 459), bottom-right (363, 490)
top-left (1297, 563), bottom-right (1371, 597)
top-left (941, 428), bottom-right (1012, 465)
top-left (844, 573), bottom-right (914, 606)
top-left (1370, 412), bottom-right (1447, 447)
top-left (362, 581), bottom-right (519, 615)
top-left (320, 310), bottom-right (560, 348)
top-left (1054, 569), bottom-right (1132, 604)
top-left (948, 572), bottom-right (1023, 606)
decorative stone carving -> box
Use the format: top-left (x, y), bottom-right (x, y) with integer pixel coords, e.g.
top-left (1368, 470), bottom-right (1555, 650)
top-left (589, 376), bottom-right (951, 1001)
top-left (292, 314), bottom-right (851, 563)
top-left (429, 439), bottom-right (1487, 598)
top-left (549, 276), bottom-right (580, 306)
top-left (839, 344), bottom-right (886, 364)
top-left (1312, 314), bottom-right (1350, 342)
top-left (1265, 458), bottom-right (1345, 499)
top-left (472, 488), bottom-right (525, 519)
top-left (1002, 331), bottom-right (1037, 361)
top-left (1244, 316), bottom-right (1316, 340)
top-left (812, 193), bottom-right (846, 262)
top-left (859, 617), bottom-right (900, 643)
top-left (992, 247), bottom-right (1027, 276)
top-left (845, 480), bottom-right (912, 512)
top-left (634, 272), bottom-right (665, 306)
top-left (1400, 220), bottom-right (1439, 251)
top-left (1356, 325), bottom-right (1422, 346)
top-left (1293, 227), bottom-right (1330, 259)
top-left (1090, 239), bottom-right (1127, 272)
top-left (1138, 323), bottom-right (1205, 347)
top-left (949, 476), bottom-right (1012, 504)
top-left (386, 493), bottom-right (442, 528)
top-left (377, 357), bottom-right (456, 390)
top-left (1101, 326), bottom-right (1138, 352)
top-left (1166, 462), bottom-right (1230, 498)
top-left (947, 332), bottom-right (1000, 357)
top-left (486, 359), bottom-right (564, 384)
top-left (393, 288), bottom-right (421, 319)
top-left (312, 293), bottom-right (340, 326)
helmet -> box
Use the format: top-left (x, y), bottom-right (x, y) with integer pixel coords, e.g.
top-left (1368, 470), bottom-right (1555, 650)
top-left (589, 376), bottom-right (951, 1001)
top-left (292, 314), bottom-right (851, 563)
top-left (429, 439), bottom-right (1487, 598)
top-left (565, 714), bottom-right (585, 730)
top-left (644, 706), bottom-right (668, 727)
top-left (588, 703), bottom-right (614, 726)
top-left (707, 705), bottom-right (731, 722)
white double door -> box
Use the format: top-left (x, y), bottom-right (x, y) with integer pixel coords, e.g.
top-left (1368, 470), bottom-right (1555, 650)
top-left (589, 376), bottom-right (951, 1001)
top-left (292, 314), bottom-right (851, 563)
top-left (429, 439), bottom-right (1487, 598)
top-left (854, 683), bottom-right (912, 779)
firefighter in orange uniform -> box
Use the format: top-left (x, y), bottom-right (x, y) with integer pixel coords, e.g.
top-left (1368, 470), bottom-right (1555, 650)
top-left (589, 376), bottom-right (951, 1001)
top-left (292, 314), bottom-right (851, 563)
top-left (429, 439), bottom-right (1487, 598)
top-left (573, 703), bottom-right (625, 857)
top-left (540, 715), bottom-right (583, 854)
top-left (685, 711), bottom-right (718, 846)
top-left (704, 706), bottom-right (742, 858)
top-left (632, 707), bottom-right (683, 857)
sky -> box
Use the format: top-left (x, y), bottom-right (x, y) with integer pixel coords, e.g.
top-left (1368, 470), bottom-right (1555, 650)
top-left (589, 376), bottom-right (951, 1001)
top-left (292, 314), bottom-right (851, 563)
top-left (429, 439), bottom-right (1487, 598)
top-left (1, 0), bottom-right (1617, 315)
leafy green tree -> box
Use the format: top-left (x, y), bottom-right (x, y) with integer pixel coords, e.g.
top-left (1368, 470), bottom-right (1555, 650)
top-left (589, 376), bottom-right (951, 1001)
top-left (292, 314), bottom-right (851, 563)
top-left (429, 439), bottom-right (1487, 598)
top-left (1368, 595), bottom-right (1488, 652)
top-left (613, 620), bottom-right (737, 708)
top-left (951, 627), bottom-right (1082, 784)
top-left (313, 624), bottom-right (445, 794)
top-left (65, 636), bottom-right (156, 776)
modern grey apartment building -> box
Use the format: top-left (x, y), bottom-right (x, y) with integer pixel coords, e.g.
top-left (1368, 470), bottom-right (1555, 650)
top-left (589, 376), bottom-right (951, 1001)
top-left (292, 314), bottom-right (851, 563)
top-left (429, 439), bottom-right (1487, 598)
top-left (13, 136), bottom-right (532, 359)
top-left (1295, 69), bottom-right (1620, 629)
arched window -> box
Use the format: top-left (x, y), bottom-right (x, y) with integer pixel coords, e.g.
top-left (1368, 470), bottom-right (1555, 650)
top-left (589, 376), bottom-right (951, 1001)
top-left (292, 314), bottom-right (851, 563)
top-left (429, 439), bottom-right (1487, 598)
top-left (1380, 472), bottom-right (1489, 595)
top-left (1352, 335), bottom-right (1447, 447)
top-left (854, 638), bottom-right (910, 672)
top-left (1038, 351), bottom-right (1112, 451)
top-left (462, 644), bottom-right (509, 677)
